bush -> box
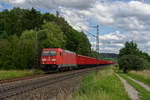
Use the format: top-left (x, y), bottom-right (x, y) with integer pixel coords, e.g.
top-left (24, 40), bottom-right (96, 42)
top-left (118, 55), bottom-right (145, 73)
top-left (143, 60), bottom-right (150, 70)
top-left (113, 64), bottom-right (119, 73)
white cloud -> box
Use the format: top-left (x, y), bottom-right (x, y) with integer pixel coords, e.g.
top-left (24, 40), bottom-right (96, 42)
top-left (57, 0), bottom-right (94, 9)
top-left (11, 0), bottom-right (25, 4)
top-left (59, 0), bottom-right (150, 32)
top-left (78, 1), bottom-right (150, 31)
top-left (0, 5), bottom-right (2, 8)
top-left (0, 0), bottom-right (94, 9)
top-left (60, 7), bottom-right (89, 31)
top-left (93, 30), bottom-right (150, 54)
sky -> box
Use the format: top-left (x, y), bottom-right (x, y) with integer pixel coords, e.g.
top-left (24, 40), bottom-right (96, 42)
top-left (0, 0), bottom-right (150, 54)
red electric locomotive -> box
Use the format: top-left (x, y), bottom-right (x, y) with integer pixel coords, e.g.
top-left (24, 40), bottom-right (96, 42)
top-left (40, 48), bottom-right (77, 72)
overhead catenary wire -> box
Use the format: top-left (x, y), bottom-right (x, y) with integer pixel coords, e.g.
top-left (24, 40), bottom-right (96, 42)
top-left (78, 25), bottom-right (100, 59)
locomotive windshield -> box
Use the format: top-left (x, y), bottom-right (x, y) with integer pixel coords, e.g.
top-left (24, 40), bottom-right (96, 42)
top-left (43, 51), bottom-right (57, 56)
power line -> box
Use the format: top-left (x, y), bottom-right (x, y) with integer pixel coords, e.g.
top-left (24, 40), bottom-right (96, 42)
top-left (85, 30), bottom-right (96, 37)
top-left (78, 25), bottom-right (100, 55)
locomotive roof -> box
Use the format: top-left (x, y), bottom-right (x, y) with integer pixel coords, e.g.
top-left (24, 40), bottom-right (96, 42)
top-left (76, 54), bottom-right (97, 60)
top-left (43, 48), bottom-right (100, 60)
top-left (43, 48), bottom-right (76, 54)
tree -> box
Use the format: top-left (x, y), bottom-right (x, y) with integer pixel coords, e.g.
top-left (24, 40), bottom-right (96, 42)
top-left (118, 55), bottom-right (145, 73)
top-left (90, 50), bottom-right (98, 58)
top-left (0, 8), bottom-right (23, 36)
top-left (118, 41), bottom-right (139, 58)
top-left (38, 22), bottom-right (66, 49)
top-left (42, 13), bottom-right (56, 22)
top-left (20, 30), bottom-right (35, 69)
top-left (76, 32), bottom-right (91, 56)
top-left (118, 41), bottom-right (150, 72)
top-left (0, 33), bottom-right (35, 70)
top-left (22, 8), bottom-right (42, 30)
top-left (0, 39), bottom-right (9, 68)
top-left (0, 35), bottom-right (20, 69)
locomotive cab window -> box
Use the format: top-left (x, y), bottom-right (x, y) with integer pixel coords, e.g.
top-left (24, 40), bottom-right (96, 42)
top-left (60, 52), bottom-right (61, 56)
top-left (43, 51), bottom-right (49, 56)
top-left (43, 51), bottom-right (57, 56)
top-left (50, 51), bottom-right (57, 56)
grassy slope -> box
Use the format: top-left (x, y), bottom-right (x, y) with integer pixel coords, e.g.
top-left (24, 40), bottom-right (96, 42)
top-left (128, 70), bottom-right (150, 86)
top-left (73, 67), bottom-right (130, 100)
top-left (119, 73), bottom-right (150, 100)
top-left (0, 70), bottom-right (42, 79)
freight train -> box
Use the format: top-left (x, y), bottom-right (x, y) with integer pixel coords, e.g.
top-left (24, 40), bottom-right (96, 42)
top-left (40, 48), bottom-right (113, 72)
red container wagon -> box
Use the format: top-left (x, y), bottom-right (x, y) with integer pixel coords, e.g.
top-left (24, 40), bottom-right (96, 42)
top-left (40, 48), bottom-right (77, 71)
top-left (97, 60), bottom-right (105, 65)
top-left (76, 54), bottom-right (98, 67)
top-left (97, 60), bottom-right (114, 65)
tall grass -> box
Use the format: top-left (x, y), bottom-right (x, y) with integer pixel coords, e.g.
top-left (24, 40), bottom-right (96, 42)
top-left (72, 67), bottom-right (130, 100)
top-left (128, 70), bottom-right (150, 86)
top-left (0, 70), bottom-right (42, 79)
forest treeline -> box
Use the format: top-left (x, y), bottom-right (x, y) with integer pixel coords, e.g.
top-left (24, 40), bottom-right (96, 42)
top-left (0, 8), bottom-right (97, 70)
top-left (99, 53), bottom-right (118, 62)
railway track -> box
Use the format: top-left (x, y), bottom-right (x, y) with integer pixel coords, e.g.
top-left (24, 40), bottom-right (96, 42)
top-left (0, 66), bottom-right (106, 100)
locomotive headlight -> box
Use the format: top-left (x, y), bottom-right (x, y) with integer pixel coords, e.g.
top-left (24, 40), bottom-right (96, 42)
top-left (42, 59), bottom-right (46, 61)
top-left (52, 59), bottom-right (56, 61)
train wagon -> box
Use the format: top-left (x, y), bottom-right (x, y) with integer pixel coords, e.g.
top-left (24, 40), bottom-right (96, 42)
top-left (76, 54), bottom-right (97, 67)
top-left (40, 48), bottom-right (77, 72)
top-left (98, 60), bottom-right (114, 65)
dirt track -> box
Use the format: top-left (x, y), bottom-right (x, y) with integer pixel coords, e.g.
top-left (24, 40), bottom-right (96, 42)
top-left (128, 76), bottom-right (150, 92)
top-left (116, 74), bottom-right (139, 100)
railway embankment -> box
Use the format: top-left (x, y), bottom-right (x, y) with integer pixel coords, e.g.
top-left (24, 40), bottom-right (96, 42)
top-left (0, 65), bottom-right (106, 100)
top-left (0, 70), bottom-right (43, 80)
